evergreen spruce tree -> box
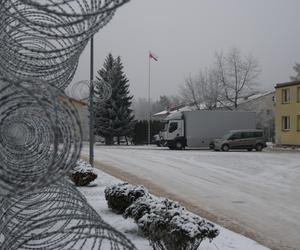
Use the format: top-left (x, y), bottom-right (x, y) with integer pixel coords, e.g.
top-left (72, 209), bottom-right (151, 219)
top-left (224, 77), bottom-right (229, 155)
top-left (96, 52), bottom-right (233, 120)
top-left (94, 54), bottom-right (135, 145)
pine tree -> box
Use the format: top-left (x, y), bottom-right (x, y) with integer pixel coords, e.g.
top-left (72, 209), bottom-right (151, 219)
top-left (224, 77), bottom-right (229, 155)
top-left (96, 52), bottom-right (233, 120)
top-left (94, 54), bottom-right (135, 145)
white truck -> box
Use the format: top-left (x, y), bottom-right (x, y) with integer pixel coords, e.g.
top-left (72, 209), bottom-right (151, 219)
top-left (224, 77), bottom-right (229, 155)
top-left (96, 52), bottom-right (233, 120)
top-left (161, 110), bottom-right (256, 150)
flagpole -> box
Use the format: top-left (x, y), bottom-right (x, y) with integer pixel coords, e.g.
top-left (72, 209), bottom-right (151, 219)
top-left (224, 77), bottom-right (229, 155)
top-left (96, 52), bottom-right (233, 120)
top-left (89, 35), bottom-right (94, 167)
top-left (148, 52), bottom-right (151, 145)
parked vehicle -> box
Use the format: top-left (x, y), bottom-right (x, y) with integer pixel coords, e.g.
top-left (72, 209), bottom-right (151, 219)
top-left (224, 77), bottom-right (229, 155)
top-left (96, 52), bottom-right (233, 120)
top-left (161, 110), bottom-right (256, 150)
top-left (214, 129), bottom-right (267, 152)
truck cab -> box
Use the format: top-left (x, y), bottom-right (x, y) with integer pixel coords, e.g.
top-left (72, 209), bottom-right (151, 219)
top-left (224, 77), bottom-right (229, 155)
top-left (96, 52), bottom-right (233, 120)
top-left (162, 112), bottom-right (186, 150)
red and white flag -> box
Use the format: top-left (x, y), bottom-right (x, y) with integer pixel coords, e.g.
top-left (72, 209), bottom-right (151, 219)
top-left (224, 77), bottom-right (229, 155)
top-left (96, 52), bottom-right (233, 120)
top-left (149, 51), bottom-right (158, 61)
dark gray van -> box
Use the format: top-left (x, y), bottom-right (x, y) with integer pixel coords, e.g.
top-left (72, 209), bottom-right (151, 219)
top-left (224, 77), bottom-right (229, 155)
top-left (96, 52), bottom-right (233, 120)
top-left (214, 129), bottom-right (267, 152)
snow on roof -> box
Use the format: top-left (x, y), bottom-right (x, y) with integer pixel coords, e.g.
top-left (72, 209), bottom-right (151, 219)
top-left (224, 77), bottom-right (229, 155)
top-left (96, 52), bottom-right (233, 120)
top-left (153, 105), bottom-right (197, 118)
top-left (152, 90), bottom-right (274, 118)
top-left (237, 90), bottom-right (274, 104)
top-left (153, 110), bottom-right (169, 116)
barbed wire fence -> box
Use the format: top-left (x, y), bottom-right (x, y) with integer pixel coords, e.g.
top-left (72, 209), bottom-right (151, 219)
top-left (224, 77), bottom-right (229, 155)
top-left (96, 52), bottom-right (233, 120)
top-left (66, 80), bottom-right (112, 103)
top-left (0, 1), bottom-right (135, 249)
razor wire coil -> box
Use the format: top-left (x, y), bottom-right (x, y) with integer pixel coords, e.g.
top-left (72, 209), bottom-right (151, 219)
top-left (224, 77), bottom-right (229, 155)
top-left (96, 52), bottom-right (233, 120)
top-left (0, 0), bottom-right (135, 249)
top-left (0, 0), bottom-right (128, 89)
top-left (0, 78), bottom-right (82, 196)
top-left (0, 180), bottom-right (136, 250)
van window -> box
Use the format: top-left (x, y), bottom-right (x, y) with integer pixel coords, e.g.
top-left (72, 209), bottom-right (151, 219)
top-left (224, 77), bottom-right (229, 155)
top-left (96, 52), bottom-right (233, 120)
top-left (222, 131), bottom-right (233, 140)
top-left (241, 131), bottom-right (263, 138)
top-left (241, 132), bottom-right (253, 138)
top-left (254, 132), bottom-right (263, 137)
top-left (229, 132), bottom-right (241, 140)
top-left (169, 122), bottom-right (178, 133)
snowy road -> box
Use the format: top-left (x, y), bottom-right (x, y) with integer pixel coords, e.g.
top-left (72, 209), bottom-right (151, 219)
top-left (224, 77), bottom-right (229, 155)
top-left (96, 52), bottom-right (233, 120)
top-left (82, 145), bottom-right (300, 250)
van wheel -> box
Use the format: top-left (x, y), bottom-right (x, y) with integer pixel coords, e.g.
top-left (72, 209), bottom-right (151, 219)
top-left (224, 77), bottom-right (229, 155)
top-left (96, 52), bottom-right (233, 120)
top-left (221, 144), bottom-right (229, 152)
top-left (175, 141), bottom-right (183, 150)
top-left (255, 144), bottom-right (263, 152)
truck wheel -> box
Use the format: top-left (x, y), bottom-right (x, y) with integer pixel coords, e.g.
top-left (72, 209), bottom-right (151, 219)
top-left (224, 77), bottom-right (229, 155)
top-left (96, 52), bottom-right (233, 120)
top-left (255, 144), bottom-right (263, 152)
top-left (175, 141), bottom-right (183, 150)
top-left (221, 144), bottom-right (229, 152)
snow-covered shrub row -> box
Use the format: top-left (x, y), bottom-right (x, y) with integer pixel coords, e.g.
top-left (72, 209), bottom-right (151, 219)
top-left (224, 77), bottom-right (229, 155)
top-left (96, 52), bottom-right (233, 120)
top-left (124, 196), bottom-right (219, 250)
top-left (104, 182), bottom-right (149, 214)
top-left (69, 160), bottom-right (97, 186)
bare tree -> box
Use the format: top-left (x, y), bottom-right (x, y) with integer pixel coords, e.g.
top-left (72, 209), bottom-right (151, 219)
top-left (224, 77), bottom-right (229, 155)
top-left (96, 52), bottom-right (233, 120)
top-left (179, 68), bottom-right (220, 110)
top-left (169, 95), bottom-right (181, 107)
top-left (198, 68), bottom-right (220, 110)
top-left (152, 95), bottom-right (171, 112)
top-left (215, 47), bottom-right (260, 109)
top-left (179, 75), bottom-right (201, 109)
top-left (290, 63), bottom-right (300, 81)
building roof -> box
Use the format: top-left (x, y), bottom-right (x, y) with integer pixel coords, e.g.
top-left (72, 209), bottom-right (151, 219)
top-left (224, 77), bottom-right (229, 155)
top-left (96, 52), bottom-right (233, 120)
top-left (275, 80), bottom-right (300, 89)
top-left (61, 95), bottom-right (87, 106)
top-left (69, 96), bottom-right (87, 106)
top-left (152, 105), bottom-right (198, 118)
top-left (237, 90), bottom-right (274, 105)
top-left (152, 90), bottom-right (274, 118)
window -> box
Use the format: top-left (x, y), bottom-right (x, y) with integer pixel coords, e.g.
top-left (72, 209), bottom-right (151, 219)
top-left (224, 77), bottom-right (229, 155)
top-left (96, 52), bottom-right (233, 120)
top-left (242, 132), bottom-right (253, 139)
top-left (298, 115), bottom-right (300, 131)
top-left (297, 87), bottom-right (300, 102)
top-left (223, 131), bottom-right (233, 140)
top-left (282, 88), bottom-right (290, 103)
top-left (168, 122), bottom-right (178, 133)
top-left (254, 132), bottom-right (263, 137)
top-left (229, 132), bottom-right (241, 140)
top-left (241, 132), bottom-right (263, 138)
top-left (282, 116), bottom-right (290, 131)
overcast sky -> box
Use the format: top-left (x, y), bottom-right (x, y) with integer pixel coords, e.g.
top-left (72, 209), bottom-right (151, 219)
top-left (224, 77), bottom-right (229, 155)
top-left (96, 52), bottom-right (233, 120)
top-left (73, 0), bottom-right (300, 101)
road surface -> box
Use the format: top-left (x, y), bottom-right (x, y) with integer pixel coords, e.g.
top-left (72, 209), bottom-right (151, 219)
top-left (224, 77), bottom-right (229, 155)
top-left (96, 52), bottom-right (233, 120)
top-left (82, 145), bottom-right (300, 250)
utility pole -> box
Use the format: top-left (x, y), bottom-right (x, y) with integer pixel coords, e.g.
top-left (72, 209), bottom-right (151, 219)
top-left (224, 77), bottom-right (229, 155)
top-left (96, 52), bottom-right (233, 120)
top-left (89, 35), bottom-right (94, 167)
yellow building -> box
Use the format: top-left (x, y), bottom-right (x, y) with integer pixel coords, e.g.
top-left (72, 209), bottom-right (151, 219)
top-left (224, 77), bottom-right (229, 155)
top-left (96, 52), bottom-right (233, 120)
top-left (275, 81), bottom-right (300, 146)
top-left (60, 95), bottom-right (89, 141)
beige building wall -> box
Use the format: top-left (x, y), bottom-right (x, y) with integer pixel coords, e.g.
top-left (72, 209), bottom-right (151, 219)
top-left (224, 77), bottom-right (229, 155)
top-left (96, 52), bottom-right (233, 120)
top-left (237, 92), bottom-right (275, 141)
top-left (275, 82), bottom-right (300, 146)
top-left (61, 96), bottom-right (90, 141)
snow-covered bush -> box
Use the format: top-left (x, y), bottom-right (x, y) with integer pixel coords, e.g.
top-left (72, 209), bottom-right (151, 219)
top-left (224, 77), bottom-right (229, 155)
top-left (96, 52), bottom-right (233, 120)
top-left (124, 196), bottom-right (219, 250)
top-left (70, 160), bottom-right (97, 186)
top-left (104, 182), bottom-right (148, 214)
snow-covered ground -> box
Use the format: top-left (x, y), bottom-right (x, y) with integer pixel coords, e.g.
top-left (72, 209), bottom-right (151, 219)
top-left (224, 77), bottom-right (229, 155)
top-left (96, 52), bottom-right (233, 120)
top-left (82, 145), bottom-right (300, 250)
top-left (79, 168), bottom-right (270, 250)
